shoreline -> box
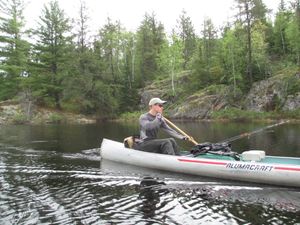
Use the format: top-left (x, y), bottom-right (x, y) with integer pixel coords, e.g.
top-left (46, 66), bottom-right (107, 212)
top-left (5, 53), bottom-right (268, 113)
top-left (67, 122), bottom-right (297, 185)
top-left (1, 102), bottom-right (299, 125)
top-left (0, 101), bottom-right (96, 125)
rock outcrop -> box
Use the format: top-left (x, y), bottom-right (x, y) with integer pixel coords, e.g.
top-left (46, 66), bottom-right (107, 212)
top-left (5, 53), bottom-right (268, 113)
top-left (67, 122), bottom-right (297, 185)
top-left (140, 72), bottom-right (300, 119)
top-left (244, 74), bottom-right (300, 112)
top-left (282, 93), bottom-right (300, 111)
top-left (167, 85), bottom-right (230, 119)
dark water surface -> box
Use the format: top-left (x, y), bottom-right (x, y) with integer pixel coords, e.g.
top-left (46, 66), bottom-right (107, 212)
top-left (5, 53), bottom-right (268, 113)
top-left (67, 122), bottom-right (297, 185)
top-left (0, 121), bottom-right (300, 224)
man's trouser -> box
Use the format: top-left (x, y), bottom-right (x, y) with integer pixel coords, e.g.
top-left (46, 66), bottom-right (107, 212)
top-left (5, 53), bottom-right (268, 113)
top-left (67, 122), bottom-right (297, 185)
top-left (136, 138), bottom-right (180, 155)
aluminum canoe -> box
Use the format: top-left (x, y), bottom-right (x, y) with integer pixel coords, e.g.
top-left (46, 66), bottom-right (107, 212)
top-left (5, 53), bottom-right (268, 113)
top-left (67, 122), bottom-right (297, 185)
top-left (100, 138), bottom-right (300, 188)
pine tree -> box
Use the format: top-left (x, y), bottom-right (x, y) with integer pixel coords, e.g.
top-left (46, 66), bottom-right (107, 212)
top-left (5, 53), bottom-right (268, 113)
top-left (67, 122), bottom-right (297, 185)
top-left (176, 10), bottom-right (196, 70)
top-left (96, 18), bottom-right (123, 83)
top-left (273, 0), bottom-right (291, 56)
top-left (0, 0), bottom-right (30, 100)
top-left (32, 0), bottom-right (73, 109)
top-left (234, 0), bottom-right (269, 87)
top-left (136, 12), bottom-right (166, 86)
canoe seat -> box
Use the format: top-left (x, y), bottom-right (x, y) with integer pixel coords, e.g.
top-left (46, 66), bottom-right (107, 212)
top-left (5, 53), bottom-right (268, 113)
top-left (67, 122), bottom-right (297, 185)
top-left (241, 150), bottom-right (265, 161)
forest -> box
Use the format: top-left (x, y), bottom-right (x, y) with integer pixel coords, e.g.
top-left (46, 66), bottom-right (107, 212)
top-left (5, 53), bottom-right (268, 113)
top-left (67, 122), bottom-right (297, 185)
top-left (0, 0), bottom-right (300, 120)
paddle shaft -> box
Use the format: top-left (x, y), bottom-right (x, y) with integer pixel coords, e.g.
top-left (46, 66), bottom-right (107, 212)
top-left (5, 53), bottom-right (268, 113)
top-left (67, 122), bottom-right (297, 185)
top-left (163, 117), bottom-right (199, 145)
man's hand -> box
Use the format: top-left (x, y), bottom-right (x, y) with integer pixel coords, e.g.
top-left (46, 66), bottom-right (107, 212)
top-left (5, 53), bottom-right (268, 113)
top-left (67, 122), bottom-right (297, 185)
top-left (182, 136), bottom-right (193, 141)
top-left (156, 113), bottom-right (163, 121)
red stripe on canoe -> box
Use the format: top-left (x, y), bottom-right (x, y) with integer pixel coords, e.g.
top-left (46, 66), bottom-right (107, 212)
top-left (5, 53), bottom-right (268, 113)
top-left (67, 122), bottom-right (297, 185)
top-left (178, 158), bottom-right (227, 165)
top-left (178, 159), bottom-right (300, 172)
top-left (274, 166), bottom-right (300, 172)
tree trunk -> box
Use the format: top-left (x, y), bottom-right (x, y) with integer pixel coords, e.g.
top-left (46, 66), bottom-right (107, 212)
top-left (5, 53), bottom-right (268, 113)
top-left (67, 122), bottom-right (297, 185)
top-left (280, 29), bottom-right (286, 55)
top-left (230, 44), bottom-right (236, 98)
top-left (171, 57), bottom-right (176, 96)
top-left (245, 2), bottom-right (253, 86)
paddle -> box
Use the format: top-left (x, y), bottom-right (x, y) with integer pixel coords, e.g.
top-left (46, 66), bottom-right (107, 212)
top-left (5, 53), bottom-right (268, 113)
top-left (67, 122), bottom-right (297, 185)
top-left (163, 117), bottom-right (199, 145)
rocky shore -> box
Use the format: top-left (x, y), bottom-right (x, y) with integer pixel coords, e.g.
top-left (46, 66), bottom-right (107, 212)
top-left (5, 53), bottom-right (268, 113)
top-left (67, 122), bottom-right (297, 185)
top-left (0, 100), bottom-right (96, 125)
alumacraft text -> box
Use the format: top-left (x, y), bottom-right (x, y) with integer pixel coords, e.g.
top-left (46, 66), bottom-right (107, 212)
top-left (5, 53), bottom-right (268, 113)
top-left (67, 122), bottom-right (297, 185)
top-left (226, 163), bottom-right (273, 172)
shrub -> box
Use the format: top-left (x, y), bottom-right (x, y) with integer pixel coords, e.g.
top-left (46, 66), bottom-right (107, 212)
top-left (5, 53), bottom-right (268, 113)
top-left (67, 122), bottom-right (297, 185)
top-left (118, 111), bottom-right (141, 121)
top-left (12, 113), bottom-right (28, 124)
top-left (48, 113), bottom-right (64, 124)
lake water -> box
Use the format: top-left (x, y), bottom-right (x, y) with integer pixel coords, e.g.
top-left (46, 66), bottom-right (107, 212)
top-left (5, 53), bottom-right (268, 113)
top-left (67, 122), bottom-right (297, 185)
top-left (0, 121), bottom-right (299, 224)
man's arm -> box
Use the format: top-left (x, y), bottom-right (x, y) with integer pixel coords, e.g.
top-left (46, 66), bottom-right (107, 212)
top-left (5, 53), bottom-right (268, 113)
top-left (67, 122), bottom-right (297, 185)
top-left (139, 114), bottom-right (161, 130)
top-left (161, 120), bottom-right (185, 139)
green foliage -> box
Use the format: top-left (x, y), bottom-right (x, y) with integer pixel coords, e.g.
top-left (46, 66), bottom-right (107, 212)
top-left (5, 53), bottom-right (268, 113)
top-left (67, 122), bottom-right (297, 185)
top-left (1, 0), bottom-right (300, 122)
top-left (251, 21), bottom-right (270, 81)
top-left (219, 25), bottom-right (245, 95)
top-left (135, 13), bottom-right (167, 85)
top-left (0, 0), bottom-right (30, 100)
top-left (286, 75), bottom-right (300, 96)
top-left (285, 13), bottom-right (300, 65)
top-left (48, 113), bottom-right (64, 124)
top-left (32, 0), bottom-right (73, 109)
top-left (118, 111), bottom-right (141, 121)
top-left (176, 10), bottom-right (197, 70)
top-left (11, 112), bottom-right (28, 124)
top-left (212, 107), bottom-right (300, 121)
top-left (282, 109), bottom-right (300, 119)
top-left (272, 7), bottom-right (291, 56)
top-left (211, 108), bottom-right (276, 121)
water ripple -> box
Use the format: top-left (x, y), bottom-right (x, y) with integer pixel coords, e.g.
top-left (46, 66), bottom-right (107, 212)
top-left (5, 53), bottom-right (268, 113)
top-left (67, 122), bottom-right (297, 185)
top-left (1, 145), bottom-right (300, 225)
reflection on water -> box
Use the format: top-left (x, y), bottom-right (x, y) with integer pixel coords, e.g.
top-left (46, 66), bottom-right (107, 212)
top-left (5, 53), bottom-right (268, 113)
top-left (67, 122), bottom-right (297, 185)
top-left (0, 122), bottom-right (299, 224)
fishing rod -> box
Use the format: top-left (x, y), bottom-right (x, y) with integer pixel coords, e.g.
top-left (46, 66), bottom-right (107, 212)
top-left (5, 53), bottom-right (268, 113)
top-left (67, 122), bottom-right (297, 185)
top-left (164, 117), bottom-right (289, 145)
top-left (164, 117), bottom-right (289, 157)
top-left (221, 120), bottom-right (290, 143)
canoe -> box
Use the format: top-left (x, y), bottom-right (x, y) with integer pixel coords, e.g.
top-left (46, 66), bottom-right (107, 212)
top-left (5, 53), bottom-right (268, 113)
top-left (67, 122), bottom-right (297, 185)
top-left (100, 138), bottom-right (300, 188)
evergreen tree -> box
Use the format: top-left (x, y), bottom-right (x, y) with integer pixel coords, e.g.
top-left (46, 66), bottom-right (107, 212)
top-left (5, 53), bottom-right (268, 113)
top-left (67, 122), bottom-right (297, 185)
top-left (191, 18), bottom-right (221, 88)
top-left (176, 10), bottom-right (196, 70)
top-left (76, 0), bottom-right (90, 52)
top-left (62, 0), bottom-right (99, 113)
top-left (286, 0), bottom-right (300, 65)
top-left (32, 0), bottom-right (73, 109)
top-left (96, 18), bottom-right (123, 83)
top-left (273, 0), bottom-right (291, 56)
top-left (201, 18), bottom-right (218, 69)
top-left (135, 12), bottom-right (166, 86)
top-left (234, 0), bottom-right (269, 87)
top-left (0, 0), bottom-right (30, 100)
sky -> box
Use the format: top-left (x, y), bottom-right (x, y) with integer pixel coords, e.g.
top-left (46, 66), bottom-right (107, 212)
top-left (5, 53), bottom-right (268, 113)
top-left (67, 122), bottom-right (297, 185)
top-left (24, 0), bottom-right (282, 35)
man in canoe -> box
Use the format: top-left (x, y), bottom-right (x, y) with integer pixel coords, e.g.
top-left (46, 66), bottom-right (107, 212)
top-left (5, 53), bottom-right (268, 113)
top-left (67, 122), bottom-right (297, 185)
top-left (136, 97), bottom-right (189, 155)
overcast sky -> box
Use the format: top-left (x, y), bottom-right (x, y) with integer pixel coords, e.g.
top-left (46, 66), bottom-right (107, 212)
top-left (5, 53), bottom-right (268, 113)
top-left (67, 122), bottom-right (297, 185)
top-left (24, 0), bottom-right (281, 35)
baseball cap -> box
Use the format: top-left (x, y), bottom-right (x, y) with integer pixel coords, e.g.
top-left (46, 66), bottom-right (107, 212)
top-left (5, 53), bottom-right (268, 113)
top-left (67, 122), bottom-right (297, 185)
top-left (148, 97), bottom-right (167, 106)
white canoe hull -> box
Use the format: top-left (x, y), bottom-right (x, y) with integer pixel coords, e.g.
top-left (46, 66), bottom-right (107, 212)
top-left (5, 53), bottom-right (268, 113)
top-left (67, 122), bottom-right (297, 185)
top-left (100, 138), bottom-right (300, 187)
